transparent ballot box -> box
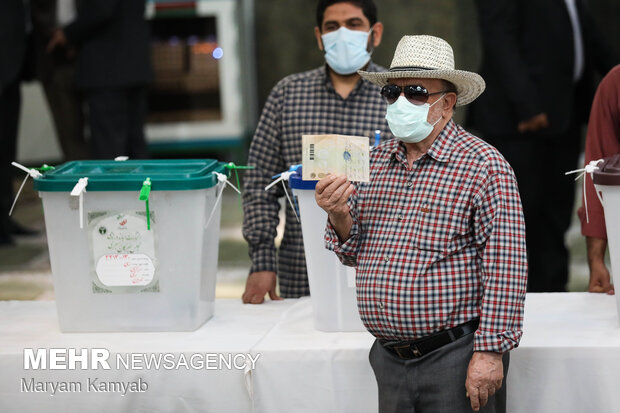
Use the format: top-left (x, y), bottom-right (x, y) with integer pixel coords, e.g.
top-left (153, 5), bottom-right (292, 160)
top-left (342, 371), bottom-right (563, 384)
top-left (289, 170), bottom-right (365, 332)
top-left (34, 159), bottom-right (229, 332)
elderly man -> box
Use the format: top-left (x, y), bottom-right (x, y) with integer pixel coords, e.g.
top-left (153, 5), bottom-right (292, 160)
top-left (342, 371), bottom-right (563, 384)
top-left (316, 35), bottom-right (527, 413)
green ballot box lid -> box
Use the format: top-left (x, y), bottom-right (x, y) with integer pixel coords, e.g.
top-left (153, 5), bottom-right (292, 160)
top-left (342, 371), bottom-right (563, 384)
top-left (33, 159), bottom-right (229, 192)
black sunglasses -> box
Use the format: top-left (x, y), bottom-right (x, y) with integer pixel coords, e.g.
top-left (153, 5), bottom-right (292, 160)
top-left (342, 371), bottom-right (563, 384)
top-left (380, 84), bottom-right (448, 105)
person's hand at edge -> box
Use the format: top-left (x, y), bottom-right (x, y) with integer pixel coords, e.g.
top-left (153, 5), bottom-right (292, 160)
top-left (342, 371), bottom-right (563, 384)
top-left (587, 237), bottom-right (615, 295)
top-left (589, 261), bottom-right (614, 294)
top-left (517, 113), bottom-right (549, 133)
top-left (46, 28), bottom-right (67, 54)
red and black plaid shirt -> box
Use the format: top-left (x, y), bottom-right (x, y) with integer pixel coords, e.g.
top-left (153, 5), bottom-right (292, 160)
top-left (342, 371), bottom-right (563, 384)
top-left (325, 120), bottom-right (527, 353)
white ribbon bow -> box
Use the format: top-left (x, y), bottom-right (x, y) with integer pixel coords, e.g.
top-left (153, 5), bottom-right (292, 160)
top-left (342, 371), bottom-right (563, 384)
top-left (264, 170), bottom-right (299, 223)
top-left (8, 162), bottom-right (43, 217)
top-left (565, 159), bottom-right (604, 223)
top-left (205, 172), bottom-right (241, 229)
top-left (70, 177), bottom-right (89, 229)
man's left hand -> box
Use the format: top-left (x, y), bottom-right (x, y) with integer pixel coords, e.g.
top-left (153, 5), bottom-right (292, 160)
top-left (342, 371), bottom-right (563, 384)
top-left (465, 351), bottom-right (504, 411)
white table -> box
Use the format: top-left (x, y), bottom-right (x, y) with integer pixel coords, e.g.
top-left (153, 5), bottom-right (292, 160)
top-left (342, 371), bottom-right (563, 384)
top-left (0, 299), bottom-right (296, 413)
top-left (249, 293), bottom-right (620, 413)
top-left (249, 297), bottom-right (376, 413)
top-left (2, 294), bottom-right (619, 413)
top-left (508, 293), bottom-right (620, 413)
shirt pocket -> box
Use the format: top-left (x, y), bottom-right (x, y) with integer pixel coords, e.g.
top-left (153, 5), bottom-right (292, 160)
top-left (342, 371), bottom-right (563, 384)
top-left (411, 200), bottom-right (471, 254)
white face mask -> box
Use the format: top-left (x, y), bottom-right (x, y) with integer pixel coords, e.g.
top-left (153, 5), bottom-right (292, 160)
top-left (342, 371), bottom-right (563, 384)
top-left (321, 27), bottom-right (372, 75)
top-left (385, 95), bottom-right (445, 143)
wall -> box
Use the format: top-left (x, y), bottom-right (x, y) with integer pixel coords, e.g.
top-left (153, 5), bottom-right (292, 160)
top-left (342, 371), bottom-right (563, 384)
top-left (16, 0), bottom-right (619, 163)
top-left (254, 0), bottom-right (474, 112)
top-left (253, 0), bottom-right (619, 128)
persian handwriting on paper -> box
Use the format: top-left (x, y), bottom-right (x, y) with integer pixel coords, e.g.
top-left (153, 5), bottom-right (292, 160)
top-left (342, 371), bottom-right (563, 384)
top-left (95, 254), bottom-right (155, 286)
top-left (302, 134), bottom-right (369, 182)
top-left (89, 211), bottom-right (159, 293)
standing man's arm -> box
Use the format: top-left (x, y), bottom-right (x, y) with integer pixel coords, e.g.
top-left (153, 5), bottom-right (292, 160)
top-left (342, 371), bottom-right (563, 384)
top-left (241, 84), bottom-right (287, 304)
top-left (576, 0), bottom-right (618, 76)
top-left (0, 0), bottom-right (27, 89)
top-left (467, 169), bottom-right (528, 411)
top-left (30, 0), bottom-right (56, 36)
top-left (63, 0), bottom-right (122, 43)
top-left (47, 0), bottom-right (122, 52)
top-left (579, 66), bottom-right (620, 294)
top-left (586, 237), bottom-right (614, 294)
top-left (474, 0), bottom-right (547, 132)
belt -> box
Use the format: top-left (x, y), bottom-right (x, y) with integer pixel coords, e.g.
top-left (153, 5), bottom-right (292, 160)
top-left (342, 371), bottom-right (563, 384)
top-left (379, 319), bottom-right (479, 360)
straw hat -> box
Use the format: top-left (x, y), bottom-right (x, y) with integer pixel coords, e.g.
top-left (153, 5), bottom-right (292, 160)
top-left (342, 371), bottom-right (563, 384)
top-left (359, 35), bottom-right (485, 106)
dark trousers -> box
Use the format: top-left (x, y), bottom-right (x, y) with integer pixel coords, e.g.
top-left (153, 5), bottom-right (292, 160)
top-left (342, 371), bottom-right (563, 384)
top-left (0, 80), bottom-right (21, 239)
top-left (369, 335), bottom-right (509, 413)
top-left (86, 87), bottom-right (149, 160)
top-left (41, 61), bottom-right (89, 161)
top-left (486, 125), bottom-right (582, 292)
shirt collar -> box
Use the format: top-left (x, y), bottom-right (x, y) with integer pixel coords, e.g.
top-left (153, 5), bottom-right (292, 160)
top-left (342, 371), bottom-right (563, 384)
top-left (388, 119), bottom-right (458, 165)
top-left (426, 119), bottom-right (458, 163)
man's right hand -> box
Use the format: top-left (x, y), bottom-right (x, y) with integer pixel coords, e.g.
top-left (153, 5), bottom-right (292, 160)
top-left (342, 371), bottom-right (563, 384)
top-left (242, 271), bottom-right (282, 304)
top-left (315, 174), bottom-right (354, 218)
top-left (315, 175), bottom-right (354, 242)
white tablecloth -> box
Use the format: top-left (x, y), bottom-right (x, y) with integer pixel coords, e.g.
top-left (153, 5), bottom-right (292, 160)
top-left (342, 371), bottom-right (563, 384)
top-left (249, 297), bottom-right (376, 413)
top-left (508, 293), bottom-right (620, 413)
top-left (249, 293), bottom-right (620, 413)
top-left (0, 299), bottom-right (295, 413)
top-left (1, 293), bottom-right (619, 413)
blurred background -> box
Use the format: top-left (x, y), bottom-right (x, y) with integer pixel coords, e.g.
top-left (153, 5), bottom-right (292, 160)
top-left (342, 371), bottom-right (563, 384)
top-left (17, 0), bottom-right (620, 164)
top-left (3, 0), bottom-right (620, 300)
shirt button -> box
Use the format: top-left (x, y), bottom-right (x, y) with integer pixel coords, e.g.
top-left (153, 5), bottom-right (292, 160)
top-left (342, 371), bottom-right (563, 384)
top-left (397, 213), bottom-right (404, 220)
top-left (407, 181), bottom-right (414, 188)
top-left (378, 302), bottom-right (384, 310)
top-left (383, 254), bottom-right (390, 262)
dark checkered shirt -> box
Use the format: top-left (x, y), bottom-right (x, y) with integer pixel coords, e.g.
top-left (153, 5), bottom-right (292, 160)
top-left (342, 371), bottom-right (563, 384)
top-left (242, 63), bottom-right (392, 298)
top-left (325, 120), bottom-right (527, 353)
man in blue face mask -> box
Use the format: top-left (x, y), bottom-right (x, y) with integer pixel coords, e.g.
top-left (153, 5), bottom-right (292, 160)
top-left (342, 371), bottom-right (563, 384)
top-left (242, 0), bottom-right (391, 304)
top-left (316, 35), bottom-right (527, 413)
top-left (314, 1), bottom-right (382, 96)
